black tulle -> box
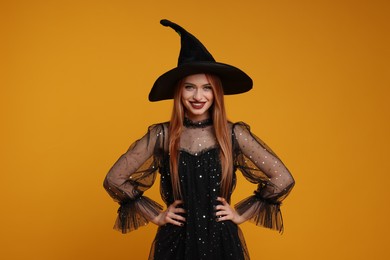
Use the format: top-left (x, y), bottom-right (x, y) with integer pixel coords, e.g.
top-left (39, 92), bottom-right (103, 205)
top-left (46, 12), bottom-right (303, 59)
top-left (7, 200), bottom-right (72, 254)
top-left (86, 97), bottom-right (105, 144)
top-left (116, 196), bottom-right (163, 233)
top-left (103, 121), bottom-right (294, 259)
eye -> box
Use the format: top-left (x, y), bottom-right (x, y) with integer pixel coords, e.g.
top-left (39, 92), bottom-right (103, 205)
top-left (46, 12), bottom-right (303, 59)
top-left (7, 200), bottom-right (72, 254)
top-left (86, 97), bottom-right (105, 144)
top-left (184, 85), bottom-right (194, 90)
top-left (203, 85), bottom-right (212, 91)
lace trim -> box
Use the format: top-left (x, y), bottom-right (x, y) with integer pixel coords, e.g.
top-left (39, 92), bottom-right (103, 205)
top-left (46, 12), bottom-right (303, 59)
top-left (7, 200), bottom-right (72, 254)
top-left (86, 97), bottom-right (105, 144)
top-left (183, 117), bottom-right (213, 128)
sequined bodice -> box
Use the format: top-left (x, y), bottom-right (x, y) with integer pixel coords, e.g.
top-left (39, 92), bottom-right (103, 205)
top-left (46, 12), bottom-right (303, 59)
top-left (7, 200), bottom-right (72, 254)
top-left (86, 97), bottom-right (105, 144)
top-left (159, 122), bottom-right (229, 205)
top-left (157, 148), bottom-right (241, 260)
top-left (160, 147), bottom-right (225, 200)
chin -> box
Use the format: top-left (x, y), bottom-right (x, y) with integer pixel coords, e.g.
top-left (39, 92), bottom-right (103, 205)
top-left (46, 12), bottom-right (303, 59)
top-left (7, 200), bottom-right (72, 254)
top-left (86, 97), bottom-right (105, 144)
top-left (188, 111), bottom-right (208, 118)
top-left (186, 109), bottom-right (211, 120)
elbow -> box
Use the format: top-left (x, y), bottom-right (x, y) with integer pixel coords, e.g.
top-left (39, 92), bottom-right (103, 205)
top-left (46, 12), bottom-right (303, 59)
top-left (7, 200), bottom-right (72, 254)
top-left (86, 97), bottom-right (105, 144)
top-left (103, 173), bottom-right (118, 192)
top-left (288, 174), bottom-right (295, 187)
top-left (103, 175), bottom-right (124, 202)
top-left (285, 175), bottom-right (295, 193)
top-left (291, 173), bottom-right (296, 186)
top-left (103, 175), bottom-right (111, 191)
top-left (276, 174), bottom-right (295, 196)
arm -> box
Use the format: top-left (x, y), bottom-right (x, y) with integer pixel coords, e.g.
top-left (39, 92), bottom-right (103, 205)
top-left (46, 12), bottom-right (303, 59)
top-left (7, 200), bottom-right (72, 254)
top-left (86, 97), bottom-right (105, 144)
top-left (233, 122), bottom-right (295, 232)
top-left (103, 124), bottom-right (164, 233)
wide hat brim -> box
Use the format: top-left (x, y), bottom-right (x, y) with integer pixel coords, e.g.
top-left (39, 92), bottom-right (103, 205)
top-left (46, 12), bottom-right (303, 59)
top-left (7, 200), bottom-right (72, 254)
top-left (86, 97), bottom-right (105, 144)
top-left (149, 62), bottom-right (253, 102)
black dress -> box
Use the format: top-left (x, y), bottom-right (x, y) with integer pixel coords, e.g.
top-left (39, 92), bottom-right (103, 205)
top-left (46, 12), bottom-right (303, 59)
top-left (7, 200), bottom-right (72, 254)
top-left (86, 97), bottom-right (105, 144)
top-left (103, 119), bottom-right (295, 260)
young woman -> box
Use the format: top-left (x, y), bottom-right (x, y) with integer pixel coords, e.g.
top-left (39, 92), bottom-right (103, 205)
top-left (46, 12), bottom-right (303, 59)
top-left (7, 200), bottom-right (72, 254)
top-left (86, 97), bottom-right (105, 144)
top-left (103, 20), bottom-right (295, 260)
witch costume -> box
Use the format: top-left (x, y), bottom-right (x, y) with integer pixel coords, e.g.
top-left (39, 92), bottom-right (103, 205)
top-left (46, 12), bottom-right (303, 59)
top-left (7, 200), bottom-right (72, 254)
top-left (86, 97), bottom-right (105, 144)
top-left (103, 20), bottom-right (295, 260)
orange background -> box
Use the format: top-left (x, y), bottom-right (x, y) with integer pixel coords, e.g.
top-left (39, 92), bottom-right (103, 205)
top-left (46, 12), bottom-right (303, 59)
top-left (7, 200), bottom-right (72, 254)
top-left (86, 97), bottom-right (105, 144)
top-left (1, 0), bottom-right (389, 259)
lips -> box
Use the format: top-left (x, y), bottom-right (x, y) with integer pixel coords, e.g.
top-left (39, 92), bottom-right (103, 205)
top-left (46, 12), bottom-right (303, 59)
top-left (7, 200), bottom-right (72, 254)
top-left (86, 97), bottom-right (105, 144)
top-left (190, 102), bottom-right (206, 109)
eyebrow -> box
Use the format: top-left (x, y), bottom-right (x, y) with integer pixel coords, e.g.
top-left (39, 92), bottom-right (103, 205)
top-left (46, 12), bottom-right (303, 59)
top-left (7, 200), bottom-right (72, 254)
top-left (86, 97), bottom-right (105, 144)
top-left (183, 82), bottom-right (212, 87)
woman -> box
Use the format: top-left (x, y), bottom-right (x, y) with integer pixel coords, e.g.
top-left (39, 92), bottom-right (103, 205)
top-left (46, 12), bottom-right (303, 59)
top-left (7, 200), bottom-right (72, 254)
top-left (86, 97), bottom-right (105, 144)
top-left (103, 20), bottom-right (295, 260)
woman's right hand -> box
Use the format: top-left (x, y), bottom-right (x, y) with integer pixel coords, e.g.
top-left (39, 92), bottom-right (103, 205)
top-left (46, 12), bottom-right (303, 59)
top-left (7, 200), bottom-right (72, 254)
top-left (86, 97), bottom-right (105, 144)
top-left (151, 200), bottom-right (186, 226)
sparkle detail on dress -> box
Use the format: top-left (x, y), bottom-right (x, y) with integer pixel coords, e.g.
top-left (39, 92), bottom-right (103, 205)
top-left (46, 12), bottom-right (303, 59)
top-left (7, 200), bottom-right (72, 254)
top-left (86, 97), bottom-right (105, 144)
top-left (103, 121), bottom-right (295, 260)
top-left (183, 117), bottom-right (213, 128)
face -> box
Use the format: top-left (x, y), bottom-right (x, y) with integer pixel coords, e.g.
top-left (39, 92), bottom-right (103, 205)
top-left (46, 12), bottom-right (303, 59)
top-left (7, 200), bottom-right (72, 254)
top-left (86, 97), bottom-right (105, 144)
top-left (181, 74), bottom-right (214, 121)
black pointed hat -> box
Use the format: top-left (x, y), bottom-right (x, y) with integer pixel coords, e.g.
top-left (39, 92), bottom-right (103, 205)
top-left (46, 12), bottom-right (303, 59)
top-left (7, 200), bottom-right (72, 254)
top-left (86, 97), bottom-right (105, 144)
top-left (149, 19), bottom-right (253, 102)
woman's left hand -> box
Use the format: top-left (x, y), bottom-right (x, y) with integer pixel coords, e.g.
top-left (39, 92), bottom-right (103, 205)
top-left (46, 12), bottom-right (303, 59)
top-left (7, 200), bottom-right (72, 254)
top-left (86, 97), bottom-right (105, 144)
top-left (215, 197), bottom-right (246, 224)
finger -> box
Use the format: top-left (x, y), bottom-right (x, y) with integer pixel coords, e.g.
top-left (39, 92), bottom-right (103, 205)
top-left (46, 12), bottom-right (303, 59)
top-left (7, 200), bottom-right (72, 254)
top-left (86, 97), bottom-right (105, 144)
top-left (169, 218), bottom-right (185, 226)
top-left (215, 210), bottom-right (228, 217)
top-left (172, 207), bottom-right (186, 214)
top-left (172, 200), bottom-right (184, 207)
top-left (216, 197), bottom-right (228, 205)
top-left (216, 215), bottom-right (232, 221)
top-left (171, 213), bottom-right (186, 222)
top-left (167, 213), bottom-right (186, 226)
top-left (215, 205), bottom-right (226, 211)
top-left (165, 213), bottom-right (185, 226)
top-left (167, 211), bottom-right (186, 221)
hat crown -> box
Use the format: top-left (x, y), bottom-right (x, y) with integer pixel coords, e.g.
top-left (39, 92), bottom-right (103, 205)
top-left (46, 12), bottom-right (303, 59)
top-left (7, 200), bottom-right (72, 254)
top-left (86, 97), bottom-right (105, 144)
top-left (160, 19), bottom-right (215, 65)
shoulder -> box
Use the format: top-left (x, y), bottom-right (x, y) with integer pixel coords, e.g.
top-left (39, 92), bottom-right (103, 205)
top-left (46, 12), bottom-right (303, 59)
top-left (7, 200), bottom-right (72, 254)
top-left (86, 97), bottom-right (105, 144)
top-left (144, 122), bottom-right (170, 143)
top-left (228, 121), bottom-right (251, 134)
top-left (147, 121), bottom-right (169, 132)
top-left (229, 121), bottom-right (259, 149)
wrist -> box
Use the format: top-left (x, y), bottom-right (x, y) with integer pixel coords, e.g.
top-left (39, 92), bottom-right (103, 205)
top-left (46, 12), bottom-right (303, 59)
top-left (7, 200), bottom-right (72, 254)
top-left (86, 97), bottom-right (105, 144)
top-left (233, 214), bottom-right (246, 225)
top-left (151, 213), bottom-right (163, 226)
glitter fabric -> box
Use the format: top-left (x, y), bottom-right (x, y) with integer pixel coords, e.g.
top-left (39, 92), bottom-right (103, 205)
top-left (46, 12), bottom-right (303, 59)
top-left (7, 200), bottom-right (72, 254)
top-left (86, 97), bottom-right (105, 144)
top-left (103, 120), bottom-right (295, 259)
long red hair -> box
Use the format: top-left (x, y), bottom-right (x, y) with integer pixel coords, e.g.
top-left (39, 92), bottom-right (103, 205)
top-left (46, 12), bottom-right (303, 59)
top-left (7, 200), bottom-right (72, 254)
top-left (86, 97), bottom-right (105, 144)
top-left (168, 74), bottom-right (233, 200)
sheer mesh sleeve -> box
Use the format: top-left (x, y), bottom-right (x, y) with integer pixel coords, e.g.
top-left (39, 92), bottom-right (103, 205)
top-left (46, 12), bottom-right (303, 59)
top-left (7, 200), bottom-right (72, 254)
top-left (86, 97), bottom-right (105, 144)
top-left (103, 124), bottom-right (166, 233)
top-left (232, 122), bottom-right (295, 233)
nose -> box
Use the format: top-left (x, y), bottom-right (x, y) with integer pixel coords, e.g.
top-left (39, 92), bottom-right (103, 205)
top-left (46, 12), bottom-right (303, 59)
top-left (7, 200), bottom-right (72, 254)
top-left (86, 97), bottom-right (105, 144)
top-left (193, 89), bottom-right (202, 101)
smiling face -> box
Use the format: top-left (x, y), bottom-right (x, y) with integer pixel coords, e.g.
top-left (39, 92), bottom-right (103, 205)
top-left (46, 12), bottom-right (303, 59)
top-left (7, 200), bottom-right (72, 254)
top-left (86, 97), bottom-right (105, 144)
top-left (181, 74), bottom-right (214, 121)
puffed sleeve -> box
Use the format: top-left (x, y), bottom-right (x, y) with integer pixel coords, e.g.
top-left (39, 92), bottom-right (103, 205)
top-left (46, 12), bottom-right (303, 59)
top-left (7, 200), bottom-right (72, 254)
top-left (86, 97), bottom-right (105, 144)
top-left (103, 124), bottom-right (165, 233)
top-left (232, 122), bottom-right (295, 233)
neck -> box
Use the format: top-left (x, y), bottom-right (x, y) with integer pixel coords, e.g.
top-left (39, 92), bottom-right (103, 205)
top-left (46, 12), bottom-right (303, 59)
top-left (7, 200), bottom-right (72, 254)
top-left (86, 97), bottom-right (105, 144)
top-left (184, 113), bottom-right (210, 122)
top-left (183, 117), bottom-right (213, 128)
